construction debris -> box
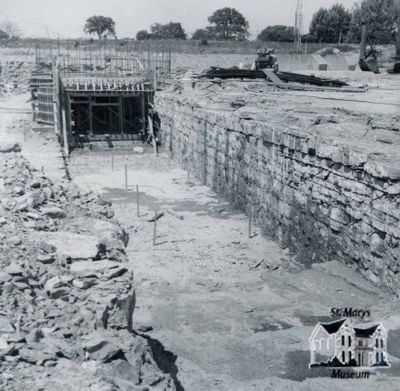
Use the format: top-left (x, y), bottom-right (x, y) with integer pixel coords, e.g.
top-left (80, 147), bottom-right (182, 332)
top-left (0, 151), bottom-right (176, 391)
top-left (197, 66), bottom-right (349, 88)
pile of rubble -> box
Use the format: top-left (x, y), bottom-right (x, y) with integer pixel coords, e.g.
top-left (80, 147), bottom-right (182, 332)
top-left (0, 61), bottom-right (33, 94)
top-left (0, 148), bottom-right (176, 390)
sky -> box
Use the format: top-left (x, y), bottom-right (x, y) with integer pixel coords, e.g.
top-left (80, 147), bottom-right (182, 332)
top-left (0, 0), bottom-right (358, 38)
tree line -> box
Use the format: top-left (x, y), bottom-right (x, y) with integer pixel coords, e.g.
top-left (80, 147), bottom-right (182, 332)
top-left (1, 0), bottom-right (398, 45)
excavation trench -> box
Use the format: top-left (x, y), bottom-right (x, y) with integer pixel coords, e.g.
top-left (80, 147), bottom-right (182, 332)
top-left (5, 86), bottom-right (400, 390)
top-left (155, 81), bottom-right (400, 292)
top-left (68, 146), bottom-right (400, 391)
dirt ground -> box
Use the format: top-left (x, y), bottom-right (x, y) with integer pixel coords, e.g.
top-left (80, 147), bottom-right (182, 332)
top-left (1, 69), bottom-right (400, 390)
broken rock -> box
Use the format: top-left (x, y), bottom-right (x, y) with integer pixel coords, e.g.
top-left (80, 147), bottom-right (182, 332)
top-left (41, 206), bottom-right (66, 219)
top-left (19, 343), bottom-right (56, 365)
top-left (44, 276), bottom-right (65, 292)
top-left (0, 316), bottom-right (15, 334)
top-left (83, 334), bottom-right (125, 363)
top-left (0, 142), bottom-right (21, 153)
top-left (44, 276), bottom-right (69, 299)
top-left (37, 254), bottom-right (56, 264)
top-left (4, 264), bottom-right (23, 276)
top-left (72, 278), bottom-right (97, 290)
top-left (102, 289), bottom-right (136, 331)
top-left (44, 231), bottom-right (100, 260)
top-left (70, 260), bottom-right (123, 277)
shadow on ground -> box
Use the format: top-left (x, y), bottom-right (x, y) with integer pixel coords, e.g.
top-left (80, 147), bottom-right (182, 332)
top-left (281, 350), bottom-right (333, 381)
top-left (104, 187), bottom-right (241, 220)
top-left (141, 334), bottom-right (185, 391)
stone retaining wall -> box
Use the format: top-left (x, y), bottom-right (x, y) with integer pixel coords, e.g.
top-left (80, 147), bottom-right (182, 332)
top-left (155, 93), bottom-right (400, 291)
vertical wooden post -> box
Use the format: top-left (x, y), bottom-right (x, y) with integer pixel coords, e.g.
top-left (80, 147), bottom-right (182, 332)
top-left (52, 58), bottom-right (60, 137)
top-left (111, 153), bottom-right (114, 171)
top-left (136, 184), bottom-right (140, 217)
top-left (153, 210), bottom-right (157, 246)
top-left (148, 115), bottom-right (157, 156)
top-left (124, 164), bottom-right (128, 190)
top-left (248, 203), bottom-right (252, 239)
top-left (61, 107), bottom-right (69, 157)
top-left (89, 97), bottom-right (93, 136)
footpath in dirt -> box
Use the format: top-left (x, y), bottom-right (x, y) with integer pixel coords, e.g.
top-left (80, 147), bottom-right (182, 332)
top-left (69, 148), bottom-right (400, 391)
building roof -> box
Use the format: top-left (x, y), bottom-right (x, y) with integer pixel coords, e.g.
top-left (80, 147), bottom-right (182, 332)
top-left (354, 325), bottom-right (379, 338)
top-left (319, 319), bottom-right (347, 334)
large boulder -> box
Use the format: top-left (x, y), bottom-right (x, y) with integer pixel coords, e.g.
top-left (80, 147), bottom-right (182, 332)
top-left (64, 217), bottom-right (129, 248)
top-left (101, 290), bottom-right (136, 332)
top-left (42, 231), bottom-right (101, 260)
top-left (0, 142), bottom-right (21, 153)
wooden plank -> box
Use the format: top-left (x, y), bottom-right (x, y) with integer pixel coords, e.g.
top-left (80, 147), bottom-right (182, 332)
top-left (262, 69), bottom-right (285, 86)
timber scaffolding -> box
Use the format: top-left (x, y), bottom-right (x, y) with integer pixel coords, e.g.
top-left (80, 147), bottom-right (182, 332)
top-left (31, 41), bottom-right (172, 155)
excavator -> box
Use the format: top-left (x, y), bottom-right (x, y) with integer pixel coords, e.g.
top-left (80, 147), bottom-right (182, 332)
top-left (359, 21), bottom-right (400, 74)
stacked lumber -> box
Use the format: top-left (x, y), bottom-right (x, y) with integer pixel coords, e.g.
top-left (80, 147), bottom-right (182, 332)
top-left (196, 67), bottom-right (348, 88)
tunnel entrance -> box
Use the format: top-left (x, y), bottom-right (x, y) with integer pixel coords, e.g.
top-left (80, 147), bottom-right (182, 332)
top-left (70, 95), bottom-right (146, 141)
top-left (56, 76), bottom-right (154, 151)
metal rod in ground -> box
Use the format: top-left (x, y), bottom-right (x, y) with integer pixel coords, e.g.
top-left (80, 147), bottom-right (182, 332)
top-left (153, 210), bottom-right (157, 245)
top-left (248, 204), bottom-right (252, 239)
top-left (124, 164), bottom-right (128, 190)
top-left (136, 184), bottom-right (140, 217)
top-left (111, 153), bottom-right (114, 171)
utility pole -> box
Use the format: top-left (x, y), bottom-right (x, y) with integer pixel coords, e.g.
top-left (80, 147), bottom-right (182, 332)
top-left (295, 0), bottom-right (303, 54)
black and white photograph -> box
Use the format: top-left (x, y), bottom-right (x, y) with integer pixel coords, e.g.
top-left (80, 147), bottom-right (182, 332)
top-left (0, 0), bottom-right (399, 389)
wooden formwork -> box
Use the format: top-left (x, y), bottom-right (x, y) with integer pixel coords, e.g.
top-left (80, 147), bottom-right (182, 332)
top-left (32, 43), bottom-right (163, 154)
top-left (55, 74), bottom-right (154, 155)
top-left (36, 85), bottom-right (55, 125)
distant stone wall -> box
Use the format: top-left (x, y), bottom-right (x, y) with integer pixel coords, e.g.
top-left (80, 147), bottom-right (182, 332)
top-left (155, 93), bottom-right (400, 291)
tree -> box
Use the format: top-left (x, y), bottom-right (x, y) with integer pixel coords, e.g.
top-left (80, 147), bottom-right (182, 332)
top-left (84, 16), bottom-right (116, 39)
top-left (302, 34), bottom-right (318, 43)
top-left (150, 23), bottom-right (163, 39)
top-left (145, 22), bottom-right (187, 39)
top-left (309, 8), bottom-right (329, 42)
top-left (192, 29), bottom-right (210, 40)
top-left (136, 30), bottom-right (151, 40)
top-left (347, 0), bottom-right (400, 44)
top-left (0, 21), bottom-right (19, 38)
top-left (159, 22), bottom-right (187, 39)
top-left (207, 7), bottom-right (249, 40)
top-left (0, 29), bottom-right (8, 40)
top-left (257, 25), bottom-right (295, 42)
top-left (310, 4), bottom-right (352, 43)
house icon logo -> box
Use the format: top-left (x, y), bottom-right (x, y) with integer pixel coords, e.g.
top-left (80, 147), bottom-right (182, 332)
top-left (309, 319), bottom-right (390, 368)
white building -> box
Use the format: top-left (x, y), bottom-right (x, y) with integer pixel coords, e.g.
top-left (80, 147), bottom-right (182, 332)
top-left (309, 319), bottom-right (389, 368)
